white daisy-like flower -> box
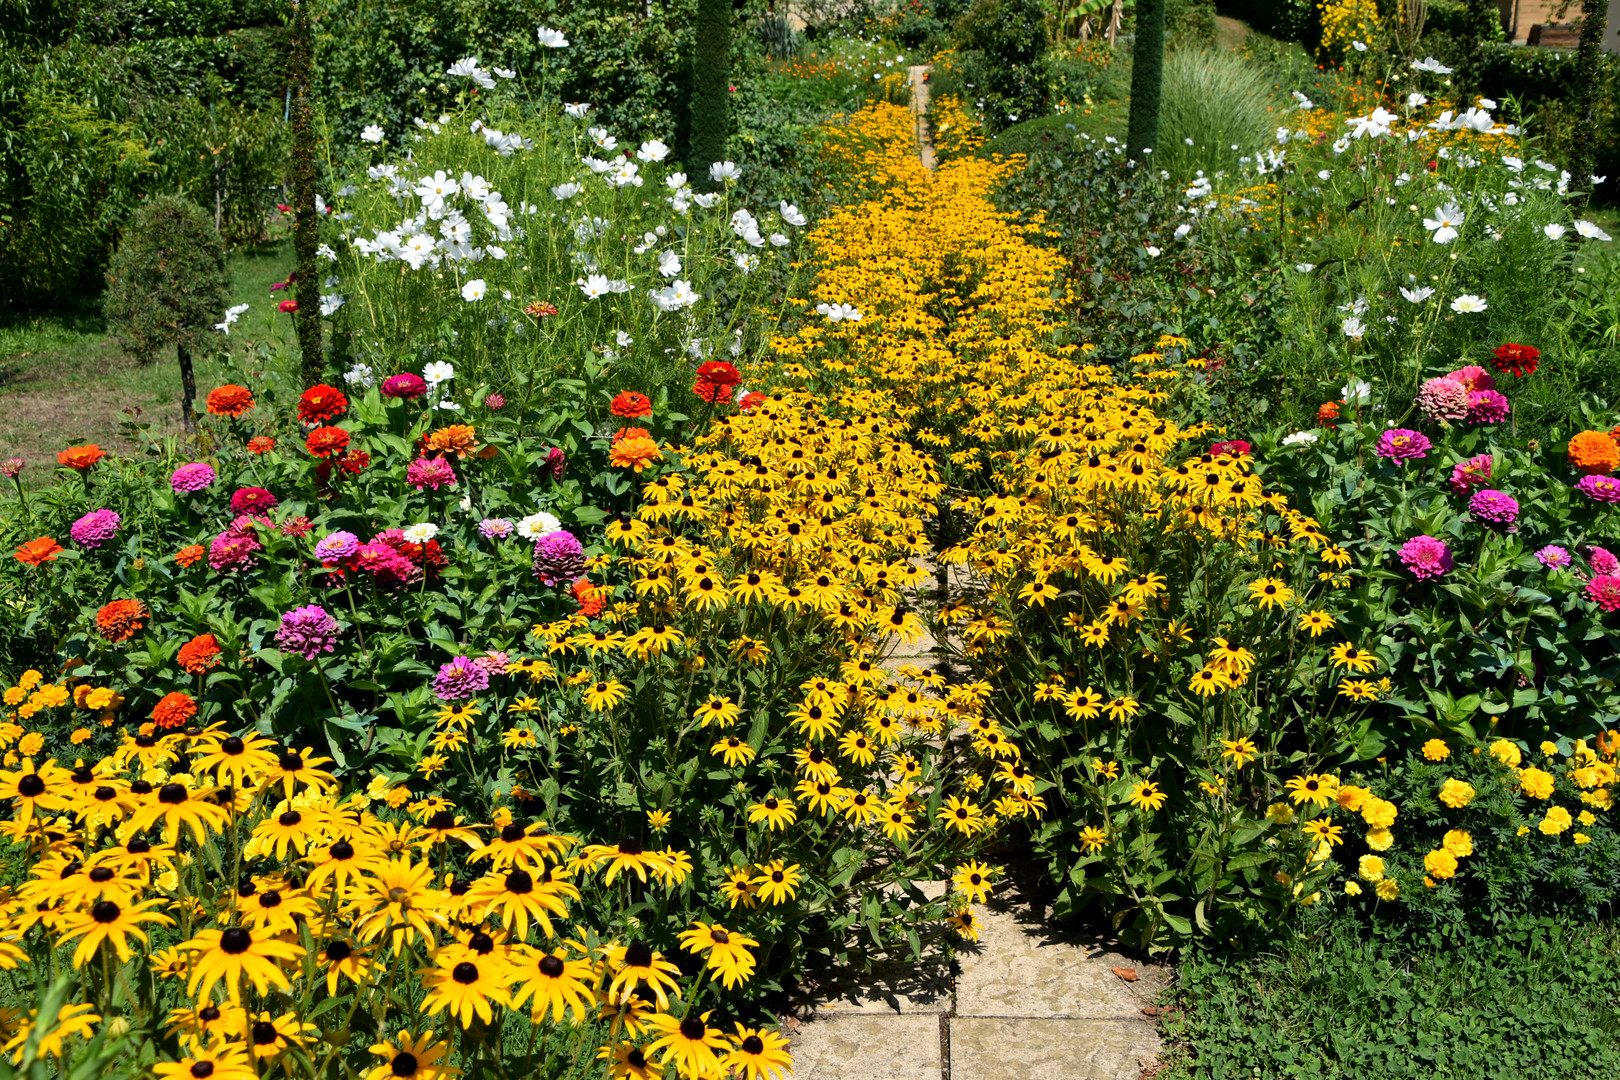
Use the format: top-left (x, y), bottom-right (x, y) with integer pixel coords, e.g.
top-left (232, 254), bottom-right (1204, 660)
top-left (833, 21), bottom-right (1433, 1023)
top-left (537, 26), bottom-right (569, 47)
top-left (516, 512), bottom-right (562, 539)
top-left (1281, 431), bottom-right (1320, 446)
top-left (1423, 202), bottom-right (1464, 244)
top-left (1341, 378), bottom-right (1373, 403)
top-left (1576, 219), bottom-right (1613, 241)
top-left (564, 102), bottom-right (591, 119)
top-left (460, 279), bottom-right (486, 302)
top-left (402, 523), bottom-right (440, 543)
top-left (1544, 223), bottom-right (1568, 239)
top-left (360, 125), bottom-right (385, 144)
top-left (1400, 285), bottom-right (1435, 303)
top-left (709, 161), bottom-right (742, 182)
top-left (1295, 263), bottom-right (1315, 273)
top-left (423, 361), bottom-right (455, 387)
top-left (1450, 294), bottom-right (1488, 313)
top-left (636, 140), bottom-right (670, 163)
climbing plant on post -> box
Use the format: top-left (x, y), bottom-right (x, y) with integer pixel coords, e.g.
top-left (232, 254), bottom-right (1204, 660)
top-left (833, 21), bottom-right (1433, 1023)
top-left (690, 0), bottom-right (731, 192)
top-left (288, 0), bottom-right (322, 381)
top-left (1125, 0), bottom-right (1165, 161)
top-left (1570, 0), bottom-right (1609, 199)
top-left (103, 197), bottom-right (230, 436)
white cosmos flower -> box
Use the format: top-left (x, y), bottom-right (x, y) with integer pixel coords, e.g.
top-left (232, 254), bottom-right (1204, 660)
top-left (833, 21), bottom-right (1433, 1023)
top-left (1424, 202), bottom-right (1464, 243)
top-left (366, 163), bottom-right (398, 180)
top-left (734, 252), bottom-right (759, 273)
top-left (1318, 169), bottom-right (1333, 180)
top-left (1544, 223), bottom-right (1568, 239)
top-left (460, 279), bottom-right (486, 302)
top-left (1400, 285), bottom-right (1435, 302)
top-left (1341, 378), bottom-right (1372, 403)
top-left (214, 303), bottom-right (250, 334)
top-left (1145, 245), bottom-right (1161, 257)
top-left (460, 173), bottom-right (491, 203)
top-left (486, 245), bottom-right (506, 260)
top-left (1282, 431), bottom-right (1320, 446)
top-left (581, 156), bottom-right (611, 175)
top-left (657, 249), bottom-right (682, 277)
top-left (709, 161), bottom-right (742, 182)
top-left (564, 102), bottom-right (590, 119)
top-left (1295, 263), bottom-right (1315, 273)
top-left (578, 275), bottom-right (610, 299)
top-left (649, 280), bottom-right (701, 311)
top-left (320, 294), bottom-right (345, 316)
top-left (691, 192), bottom-right (719, 209)
top-left (1576, 220), bottom-right (1614, 241)
top-left (1292, 90), bottom-right (1315, 110)
top-left (344, 363), bottom-right (375, 388)
top-left (588, 126), bottom-right (618, 152)
top-left (551, 182), bottom-right (581, 201)
top-left (1407, 93), bottom-right (1428, 108)
top-left (1351, 40), bottom-right (1367, 51)
top-left (1341, 316), bottom-right (1367, 338)
top-left (779, 201), bottom-right (807, 227)
top-left (616, 330), bottom-right (633, 347)
top-left (637, 140), bottom-right (670, 163)
top-left (1411, 56), bottom-right (1453, 73)
top-left (360, 125), bottom-right (385, 143)
top-left (666, 172), bottom-right (689, 190)
top-left (537, 26), bottom-right (569, 47)
top-left (415, 171), bottom-right (459, 213)
top-left (769, 232), bottom-right (790, 247)
top-left (517, 512), bottom-right (562, 539)
top-left (1450, 294), bottom-right (1488, 313)
top-left (493, 67), bottom-right (516, 79)
top-left (402, 523), bottom-right (440, 543)
top-left (446, 58), bottom-right (494, 89)
top-left (1173, 223), bottom-right (1192, 240)
top-left (815, 302), bottom-right (863, 323)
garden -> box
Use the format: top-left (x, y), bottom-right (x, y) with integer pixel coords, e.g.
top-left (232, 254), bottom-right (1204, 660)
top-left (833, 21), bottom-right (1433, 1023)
top-left (0, 0), bottom-right (1618, 1077)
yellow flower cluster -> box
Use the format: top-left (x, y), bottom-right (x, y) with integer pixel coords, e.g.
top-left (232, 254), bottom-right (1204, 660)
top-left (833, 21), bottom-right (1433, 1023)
top-left (0, 729), bottom-right (792, 1079)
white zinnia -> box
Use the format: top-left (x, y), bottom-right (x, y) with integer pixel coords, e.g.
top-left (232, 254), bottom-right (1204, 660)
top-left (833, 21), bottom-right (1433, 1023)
top-left (1281, 431), bottom-right (1320, 446)
top-left (1450, 294), bottom-right (1488, 313)
top-left (516, 512), bottom-right (561, 539)
top-left (402, 523), bottom-right (440, 543)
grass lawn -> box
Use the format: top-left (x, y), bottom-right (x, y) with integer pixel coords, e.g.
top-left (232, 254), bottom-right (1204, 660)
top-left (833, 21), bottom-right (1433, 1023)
top-left (0, 239), bottom-right (296, 485)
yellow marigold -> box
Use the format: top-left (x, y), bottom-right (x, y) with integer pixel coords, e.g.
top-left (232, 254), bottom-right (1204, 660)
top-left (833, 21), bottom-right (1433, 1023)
top-left (1568, 429), bottom-right (1620, 476)
top-left (1421, 738), bottom-right (1450, 761)
top-left (1359, 796), bottom-right (1398, 829)
top-left (1442, 829), bottom-right (1474, 857)
top-left (29, 684), bottom-right (68, 709)
top-left (17, 670), bottom-right (42, 692)
top-left (1574, 832), bottom-right (1591, 844)
top-left (1438, 778), bottom-right (1475, 808)
top-left (1489, 739), bottom-right (1522, 768)
top-left (18, 732), bottom-right (43, 756)
top-left (1357, 854), bottom-right (1385, 882)
top-left (1335, 784), bottom-right (1369, 812)
top-left (1, 687), bottom-right (23, 706)
top-left (1365, 826), bottom-right (1394, 851)
top-left (1423, 848), bottom-right (1458, 880)
top-left (1518, 767), bottom-right (1555, 800)
top-left (1539, 805), bottom-right (1573, 835)
top-left (1374, 877), bottom-right (1400, 901)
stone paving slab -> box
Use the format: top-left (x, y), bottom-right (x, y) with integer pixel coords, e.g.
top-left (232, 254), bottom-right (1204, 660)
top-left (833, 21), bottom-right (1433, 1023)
top-left (951, 1017), bottom-right (1161, 1080)
top-left (787, 1014), bottom-right (945, 1080)
top-left (806, 958), bottom-right (953, 1016)
top-left (955, 901), bottom-right (1166, 1020)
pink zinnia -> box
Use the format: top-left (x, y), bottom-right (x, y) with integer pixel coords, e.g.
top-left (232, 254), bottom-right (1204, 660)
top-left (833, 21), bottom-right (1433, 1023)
top-left (70, 509), bottom-right (120, 549)
top-left (230, 487), bottom-right (279, 515)
top-left (1376, 428), bottom-right (1431, 461)
top-left (1399, 535), bottom-right (1453, 580)
top-left (1210, 440), bottom-right (1252, 458)
top-left (276, 604), bottom-right (341, 659)
top-left (1466, 390), bottom-right (1509, 424)
top-left (170, 462), bottom-right (217, 493)
top-left (381, 373), bottom-right (428, 399)
top-left (354, 541), bottom-right (418, 588)
top-left (406, 456), bottom-right (457, 491)
top-left (1586, 574), bottom-right (1620, 613)
top-left (1447, 365), bottom-right (1495, 392)
top-left (433, 656), bottom-right (490, 701)
top-left (1416, 377), bottom-right (1470, 423)
top-left (208, 530), bottom-right (261, 572)
top-left (1590, 546), bottom-right (1620, 576)
top-left (1450, 453), bottom-right (1492, 496)
top-left (1536, 545), bottom-right (1571, 569)
top-left (1468, 489), bottom-right (1518, 527)
top-left (1577, 475), bottom-right (1620, 503)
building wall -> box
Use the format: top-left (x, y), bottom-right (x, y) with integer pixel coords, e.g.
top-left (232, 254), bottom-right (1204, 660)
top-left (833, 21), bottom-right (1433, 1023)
top-left (1498, 0), bottom-right (1620, 48)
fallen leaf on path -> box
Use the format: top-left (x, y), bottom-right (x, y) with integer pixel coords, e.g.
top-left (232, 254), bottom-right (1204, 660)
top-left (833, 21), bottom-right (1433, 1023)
top-left (1112, 966), bottom-right (1139, 981)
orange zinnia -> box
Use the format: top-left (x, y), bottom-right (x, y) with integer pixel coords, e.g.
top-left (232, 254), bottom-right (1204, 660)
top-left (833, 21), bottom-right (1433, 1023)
top-left (175, 544), bottom-right (207, 568)
top-left (96, 599), bottom-right (149, 642)
top-left (57, 445), bottom-right (106, 471)
top-left (14, 537), bottom-right (63, 566)
top-left (151, 691), bottom-right (197, 730)
top-left (1569, 430), bottom-right (1620, 476)
top-left (177, 634), bottom-right (223, 675)
top-left (205, 384), bottom-right (256, 418)
top-left (247, 436), bottom-right (276, 454)
top-left (609, 435), bottom-right (663, 473)
top-left (424, 424), bottom-right (478, 459)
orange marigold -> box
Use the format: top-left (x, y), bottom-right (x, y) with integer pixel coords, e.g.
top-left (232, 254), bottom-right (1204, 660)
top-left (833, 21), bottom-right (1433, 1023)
top-left (14, 537), bottom-right (63, 566)
top-left (177, 634), bottom-right (223, 675)
top-left (424, 424), bottom-right (478, 459)
top-left (1569, 430), bottom-right (1620, 476)
top-left (175, 544), bottom-right (207, 568)
top-left (609, 435), bottom-right (663, 473)
top-left (151, 691), bottom-right (197, 730)
top-left (57, 445), bottom-right (106, 471)
top-left (96, 599), bottom-right (149, 642)
top-left (205, 384), bottom-right (256, 418)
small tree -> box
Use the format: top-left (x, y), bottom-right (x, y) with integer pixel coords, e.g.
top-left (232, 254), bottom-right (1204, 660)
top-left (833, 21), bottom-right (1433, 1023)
top-left (689, 0), bottom-right (732, 193)
top-left (1126, 0), bottom-right (1166, 161)
top-left (103, 196), bottom-right (230, 435)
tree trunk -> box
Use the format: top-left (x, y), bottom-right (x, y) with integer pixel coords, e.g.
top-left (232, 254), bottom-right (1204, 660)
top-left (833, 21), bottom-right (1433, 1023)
top-left (177, 342), bottom-right (197, 435)
top-left (288, 0), bottom-right (323, 382)
top-left (690, 0), bottom-right (732, 193)
top-left (1571, 0), bottom-right (1609, 199)
top-left (1126, 0), bottom-right (1166, 162)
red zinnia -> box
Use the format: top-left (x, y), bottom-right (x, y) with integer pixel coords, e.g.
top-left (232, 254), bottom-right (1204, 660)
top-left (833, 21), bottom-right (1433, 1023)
top-left (338, 450), bottom-right (371, 475)
top-left (305, 426), bottom-right (351, 459)
top-left (96, 599), bottom-right (149, 642)
top-left (611, 391), bottom-right (653, 419)
top-left (739, 391), bottom-right (766, 412)
top-left (230, 487), bottom-right (279, 515)
top-left (692, 361), bottom-right (742, 404)
top-left (297, 384), bottom-right (349, 425)
top-left (177, 634), bottom-right (223, 675)
top-left (278, 300), bottom-right (298, 313)
top-left (247, 436), bottom-right (276, 454)
top-left (151, 691), bottom-right (197, 730)
top-left (205, 384), bottom-right (256, 418)
top-left (1492, 343), bottom-right (1540, 378)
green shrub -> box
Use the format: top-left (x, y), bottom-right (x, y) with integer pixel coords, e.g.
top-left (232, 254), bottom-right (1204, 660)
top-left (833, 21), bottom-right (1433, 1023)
top-left (1154, 47), bottom-right (1281, 181)
top-left (953, 0), bottom-right (1050, 131)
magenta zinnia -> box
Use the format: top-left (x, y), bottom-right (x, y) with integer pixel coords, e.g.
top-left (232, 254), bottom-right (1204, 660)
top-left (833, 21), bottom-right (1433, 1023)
top-left (1399, 535), bottom-right (1453, 580)
top-left (276, 604), bottom-right (341, 660)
